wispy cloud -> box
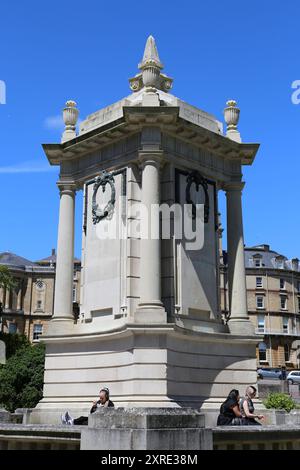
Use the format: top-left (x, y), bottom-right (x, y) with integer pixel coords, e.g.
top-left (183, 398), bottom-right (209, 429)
top-left (0, 160), bottom-right (57, 174)
top-left (44, 114), bottom-right (82, 132)
top-left (44, 114), bottom-right (64, 131)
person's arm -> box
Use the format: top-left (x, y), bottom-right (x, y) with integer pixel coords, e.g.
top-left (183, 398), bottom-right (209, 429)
top-left (243, 400), bottom-right (264, 420)
top-left (90, 400), bottom-right (98, 414)
top-left (232, 404), bottom-right (242, 418)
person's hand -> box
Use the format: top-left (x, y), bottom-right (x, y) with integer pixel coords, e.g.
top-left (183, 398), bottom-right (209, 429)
top-left (92, 400), bottom-right (97, 406)
top-left (257, 415), bottom-right (265, 420)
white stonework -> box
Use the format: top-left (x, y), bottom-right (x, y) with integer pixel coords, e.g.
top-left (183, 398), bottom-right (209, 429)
top-left (37, 35), bottom-right (260, 422)
top-left (0, 340), bottom-right (5, 364)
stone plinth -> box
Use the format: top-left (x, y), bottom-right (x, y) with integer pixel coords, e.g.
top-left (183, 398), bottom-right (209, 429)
top-left (0, 409), bottom-right (10, 423)
top-left (0, 340), bottom-right (5, 365)
top-left (80, 408), bottom-right (212, 450)
top-left (31, 325), bottom-right (258, 424)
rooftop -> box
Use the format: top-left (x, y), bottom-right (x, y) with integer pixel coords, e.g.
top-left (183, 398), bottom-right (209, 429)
top-left (244, 245), bottom-right (299, 272)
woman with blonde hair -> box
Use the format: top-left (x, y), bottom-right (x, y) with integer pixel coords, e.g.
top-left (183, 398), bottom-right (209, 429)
top-left (240, 386), bottom-right (264, 425)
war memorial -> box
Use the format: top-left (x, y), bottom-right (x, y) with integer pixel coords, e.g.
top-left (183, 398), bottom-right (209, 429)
top-left (1, 36), bottom-right (300, 451)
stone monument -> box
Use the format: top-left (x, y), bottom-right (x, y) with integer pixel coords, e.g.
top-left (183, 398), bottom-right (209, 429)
top-left (32, 36), bottom-right (260, 424)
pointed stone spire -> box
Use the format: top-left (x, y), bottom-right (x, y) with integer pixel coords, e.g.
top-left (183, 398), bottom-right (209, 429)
top-left (129, 35), bottom-right (173, 95)
top-left (139, 35), bottom-right (163, 70)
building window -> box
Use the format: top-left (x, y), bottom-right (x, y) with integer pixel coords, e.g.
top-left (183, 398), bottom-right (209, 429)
top-left (280, 296), bottom-right (287, 310)
top-left (257, 315), bottom-right (265, 333)
top-left (283, 317), bottom-right (289, 333)
top-left (33, 324), bottom-right (43, 341)
top-left (256, 277), bottom-right (263, 288)
top-left (298, 297), bottom-right (300, 313)
top-left (280, 278), bottom-right (285, 290)
top-left (8, 322), bottom-right (17, 334)
top-left (277, 259), bottom-right (284, 269)
top-left (284, 344), bottom-right (290, 362)
top-left (36, 300), bottom-right (42, 310)
top-left (256, 295), bottom-right (265, 309)
top-left (73, 285), bottom-right (77, 303)
top-left (254, 258), bottom-right (262, 267)
top-left (258, 342), bottom-right (267, 362)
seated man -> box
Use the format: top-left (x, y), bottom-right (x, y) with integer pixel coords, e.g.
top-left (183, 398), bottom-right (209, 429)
top-left (61, 387), bottom-right (114, 425)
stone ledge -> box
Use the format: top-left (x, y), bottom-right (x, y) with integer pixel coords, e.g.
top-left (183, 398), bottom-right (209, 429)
top-left (89, 407), bottom-right (205, 429)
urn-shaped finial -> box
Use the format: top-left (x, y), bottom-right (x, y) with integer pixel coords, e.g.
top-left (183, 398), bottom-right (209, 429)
top-left (62, 100), bottom-right (79, 143)
top-left (224, 99), bottom-right (240, 131)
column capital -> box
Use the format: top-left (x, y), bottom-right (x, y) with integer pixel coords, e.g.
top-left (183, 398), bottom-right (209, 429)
top-left (57, 181), bottom-right (77, 196)
top-left (138, 150), bottom-right (165, 170)
top-left (223, 181), bottom-right (245, 192)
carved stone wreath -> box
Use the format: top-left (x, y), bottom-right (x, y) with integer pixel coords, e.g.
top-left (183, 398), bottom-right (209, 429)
top-left (92, 170), bottom-right (116, 224)
top-left (185, 170), bottom-right (209, 222)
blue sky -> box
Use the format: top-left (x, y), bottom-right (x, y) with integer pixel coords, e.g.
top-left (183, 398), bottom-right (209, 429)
top-left (0, 0), bottom-right (299, 260)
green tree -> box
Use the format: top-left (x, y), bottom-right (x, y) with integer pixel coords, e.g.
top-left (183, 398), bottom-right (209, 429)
top-left (0, 332), bottom-right (30, 359)
top-left (0, 342), bottom-right (45, 412)
top-left (0, 265), bottom-right (16, 290)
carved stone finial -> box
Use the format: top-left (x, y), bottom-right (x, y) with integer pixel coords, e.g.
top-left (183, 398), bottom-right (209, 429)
top-left (139, 35), bottom-right (163, 71)
top-left (62, 100), bottom-right (79, 143)
top-left (224, 99), bottom-right (241, 143)
top-left (129, 35), bottom-right (173, 95)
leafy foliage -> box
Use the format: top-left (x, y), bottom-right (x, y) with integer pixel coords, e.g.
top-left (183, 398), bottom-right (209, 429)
top-left (263, 392), bottom-right (296, 412)
top-left (0, 265), bottom-right (17, 290)
top-left (0, 341), bottom-right (45, 412)
top-left (0, 332), bottom-right (30, 359)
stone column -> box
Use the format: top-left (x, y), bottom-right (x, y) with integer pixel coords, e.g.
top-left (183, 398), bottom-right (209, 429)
top-left (52, 182), bottom-right (76, 328)
top-left (135, 153), bottom-right (166, 323)
top-left (5, 289), bottom-right (10, 309)
top-left (225, 182), bottom-right (253, 335)
top-left (17, 281), bottom-right (22, 310)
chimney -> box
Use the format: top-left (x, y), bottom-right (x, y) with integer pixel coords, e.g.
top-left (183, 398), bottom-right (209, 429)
top-left (52, 248), bottom-right (56, 256)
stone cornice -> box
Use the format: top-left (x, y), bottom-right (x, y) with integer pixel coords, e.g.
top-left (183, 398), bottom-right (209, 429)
top-left (42, 106), bottom-right (259, 167)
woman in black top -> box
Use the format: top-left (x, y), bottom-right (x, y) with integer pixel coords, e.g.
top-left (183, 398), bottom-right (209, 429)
top-left (217, 389), bottom-right (243, 425)
top-left (61, 387), bottom-right (114, 425)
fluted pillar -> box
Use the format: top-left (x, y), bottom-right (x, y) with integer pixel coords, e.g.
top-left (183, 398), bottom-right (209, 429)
top-left (5, 289), bottom-right (10, 309)
top-left (134, 152), bottom-right (166, 323)
top-left (52, 182), bottom-right (76, 326)
top-left (225, 182), bottom-right (253, 335)
top-left (17, 281), bottom-right (22, 310)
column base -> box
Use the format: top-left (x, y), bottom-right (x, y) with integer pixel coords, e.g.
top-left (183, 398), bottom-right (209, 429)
top-left (227, 317), bottom-right (255, 335)
top-left (134, 302), bottom-right (167, 323)
top-left (45, 317), bottom-right (75, 336)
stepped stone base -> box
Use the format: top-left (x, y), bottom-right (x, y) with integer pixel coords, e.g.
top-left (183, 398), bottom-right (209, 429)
top-left (80, 408), bottom-right (213, 450)
top-left (32, 325), bottom-right (259, 425)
